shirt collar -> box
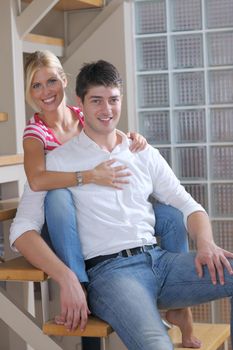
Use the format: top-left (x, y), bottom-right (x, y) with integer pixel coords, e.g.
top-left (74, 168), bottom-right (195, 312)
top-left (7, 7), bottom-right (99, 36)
top-left (78, 129), bottom-right (130, 152)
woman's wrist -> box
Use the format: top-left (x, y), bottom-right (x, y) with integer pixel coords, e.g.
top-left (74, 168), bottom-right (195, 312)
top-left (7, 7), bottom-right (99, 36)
top-left (80, 170), bottom-right (95, 185)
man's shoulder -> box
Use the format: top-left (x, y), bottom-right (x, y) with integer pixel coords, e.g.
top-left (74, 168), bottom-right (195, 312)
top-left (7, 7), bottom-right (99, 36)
top-left (136, 144), bottom-right (160, 159)
top-left (46, 136), bottom-right (81, 166)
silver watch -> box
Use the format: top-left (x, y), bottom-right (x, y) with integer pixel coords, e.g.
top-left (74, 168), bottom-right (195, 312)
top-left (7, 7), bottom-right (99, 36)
top-left (76, 171), bottom-right (83, 186)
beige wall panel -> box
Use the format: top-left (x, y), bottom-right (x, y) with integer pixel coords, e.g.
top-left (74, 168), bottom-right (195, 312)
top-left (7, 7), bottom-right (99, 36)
top-left (63, 4), bottom-right (129, 133)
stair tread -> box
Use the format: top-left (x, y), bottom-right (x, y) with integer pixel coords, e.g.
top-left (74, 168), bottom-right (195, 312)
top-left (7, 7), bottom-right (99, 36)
top-left (43, 316), bottom-right (113, 337)
top-left (0, 198), bottom-right (19, 221)
top-left (0, 256), bottom-right (48, 282)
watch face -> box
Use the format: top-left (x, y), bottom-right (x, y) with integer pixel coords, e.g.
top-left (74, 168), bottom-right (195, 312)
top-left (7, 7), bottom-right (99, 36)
top-left (77, 172), bottom-right (83, 186)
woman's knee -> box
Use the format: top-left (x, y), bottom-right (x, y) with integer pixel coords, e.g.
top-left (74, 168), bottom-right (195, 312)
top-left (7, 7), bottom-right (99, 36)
top-left (45, 188), bottom-right (72, 203)
top-left (154, 203), bottom-right (183, 223)
top-left (45, 188), bottom-right (74, 214)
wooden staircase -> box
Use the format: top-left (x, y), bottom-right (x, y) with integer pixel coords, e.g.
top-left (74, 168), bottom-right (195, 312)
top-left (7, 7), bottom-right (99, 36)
top-left (23, 33), bottom-right (65, 56)
top-left (22, 0), bottom-right (105, 11)
top-left (21, 0), bottom-right (105, 55)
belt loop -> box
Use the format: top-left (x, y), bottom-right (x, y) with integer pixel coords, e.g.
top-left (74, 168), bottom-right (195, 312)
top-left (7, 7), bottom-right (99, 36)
top-left (125, 249), bottom-right (133, 257)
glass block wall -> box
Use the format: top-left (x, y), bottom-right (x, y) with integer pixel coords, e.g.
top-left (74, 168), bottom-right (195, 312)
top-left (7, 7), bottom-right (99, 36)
top-left (133, 0), bottom-right (233, 337)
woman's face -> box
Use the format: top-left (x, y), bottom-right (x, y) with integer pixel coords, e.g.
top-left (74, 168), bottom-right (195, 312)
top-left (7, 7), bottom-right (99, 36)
top-left (30, 66), bottom-right (67, 113)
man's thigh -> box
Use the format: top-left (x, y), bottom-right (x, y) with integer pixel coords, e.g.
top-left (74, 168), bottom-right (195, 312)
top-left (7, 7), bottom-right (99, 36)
top-left (157, 252), bottom-right (233, 309)
top-left (86, 254), bottom-right (173, 350)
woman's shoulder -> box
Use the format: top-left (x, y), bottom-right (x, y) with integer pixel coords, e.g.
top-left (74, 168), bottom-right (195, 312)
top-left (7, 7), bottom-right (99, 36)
top-left (23, 113), bottom-right (48, 144)
top-left (26, 113), bottom-right (47, 129)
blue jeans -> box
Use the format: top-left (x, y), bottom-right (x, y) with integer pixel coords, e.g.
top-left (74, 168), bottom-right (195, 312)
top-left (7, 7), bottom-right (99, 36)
top-left (43, 189), bottom-right (88, 282)
top-left (86, 247), bottom-right (233, 350)
top-left (43, 189), bottom-right (189, 283)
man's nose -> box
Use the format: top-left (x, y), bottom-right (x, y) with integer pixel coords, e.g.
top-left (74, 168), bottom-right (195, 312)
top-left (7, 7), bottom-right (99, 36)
top-left (102, 101), bottom-right (111, 114)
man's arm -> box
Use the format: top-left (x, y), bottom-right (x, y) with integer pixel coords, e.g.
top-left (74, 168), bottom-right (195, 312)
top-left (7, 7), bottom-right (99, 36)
top-left (14, 230), bottom-right (90, 331)
top-left (187, 211), bottom-right (233, 285)
top-left (10, 182), bottom-right (46, 249)
top-left (10, 183), bottom-right (90, 330)
top-left (148, 148), bottom-right (233, 284)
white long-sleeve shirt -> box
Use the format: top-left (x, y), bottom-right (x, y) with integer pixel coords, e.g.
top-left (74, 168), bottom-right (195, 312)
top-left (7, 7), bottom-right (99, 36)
top-left (10, 130), bottom-right (205, 259)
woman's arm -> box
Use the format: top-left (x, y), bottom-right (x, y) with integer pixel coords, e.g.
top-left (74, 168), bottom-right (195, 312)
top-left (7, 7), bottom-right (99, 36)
top-left (15, 230), bottom-right (90, 331)
top-left (23, 138), bottom-right (131, 191)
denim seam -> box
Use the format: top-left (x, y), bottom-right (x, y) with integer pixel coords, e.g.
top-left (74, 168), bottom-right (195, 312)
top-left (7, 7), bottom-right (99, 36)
top-left (90, 279), bottom-right (148, 350)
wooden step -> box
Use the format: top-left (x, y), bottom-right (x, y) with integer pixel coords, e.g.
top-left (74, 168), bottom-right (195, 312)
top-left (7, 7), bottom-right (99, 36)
top-left (0, 154), bottom-right (24, 167)
top-left (23, 0), bottom-right (104, 11)
top-left (169, 323), bottom-right (230, 350)
top-left (23, 34), bottom-right (64, 56)
top-left (0, 112), bottom-right (8, 122)
top-left (0, 256), bottom-right (48, 282)
top-left (24, 33), bottom-right (64, 47)
top-left (0, 198), bottom-right (18, 221)
top-left (43, 321), bottom-right (230, 347)
top-left (43, 316), bottom-right (113, 337)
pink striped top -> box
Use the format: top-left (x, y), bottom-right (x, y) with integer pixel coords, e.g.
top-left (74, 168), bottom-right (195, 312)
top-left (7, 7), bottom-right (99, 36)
top-left (23, 106), bottom-right (84, 154)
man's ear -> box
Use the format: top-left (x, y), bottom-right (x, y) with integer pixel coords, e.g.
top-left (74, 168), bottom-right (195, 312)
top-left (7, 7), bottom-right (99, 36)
top-left (76, 96), bottom-right (83, 110)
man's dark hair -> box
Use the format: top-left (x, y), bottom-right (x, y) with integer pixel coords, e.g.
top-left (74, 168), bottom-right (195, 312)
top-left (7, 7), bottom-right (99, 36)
top-left (76, 60), bottom-right (123, 102)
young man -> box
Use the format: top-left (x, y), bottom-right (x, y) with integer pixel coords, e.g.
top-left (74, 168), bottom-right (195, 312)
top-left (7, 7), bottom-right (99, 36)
top-left (11, 60), bottom-right (233, 350)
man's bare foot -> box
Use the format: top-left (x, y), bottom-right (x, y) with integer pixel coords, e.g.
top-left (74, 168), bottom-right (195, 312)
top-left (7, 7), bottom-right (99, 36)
top-left (166, 308), bottom-right (202, 348)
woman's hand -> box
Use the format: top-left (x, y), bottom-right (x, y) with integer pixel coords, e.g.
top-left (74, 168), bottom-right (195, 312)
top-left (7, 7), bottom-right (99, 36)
top-left (127, 132), bottom-right (148, 153)
top-left (92, 159), bottom-right (132, 189)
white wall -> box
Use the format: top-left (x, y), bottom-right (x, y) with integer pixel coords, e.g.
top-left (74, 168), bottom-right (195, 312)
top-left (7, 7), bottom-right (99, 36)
top-left (63, 3), bottom-right (130, 134)
top-left (0, 1), bottom-right (25, 155)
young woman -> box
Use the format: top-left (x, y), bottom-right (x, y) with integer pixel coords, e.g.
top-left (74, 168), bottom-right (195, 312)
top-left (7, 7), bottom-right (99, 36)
top-left (21, 50), bottom-right (200, 348)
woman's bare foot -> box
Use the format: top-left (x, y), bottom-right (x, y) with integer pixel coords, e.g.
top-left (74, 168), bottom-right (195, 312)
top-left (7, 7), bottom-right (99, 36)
top-left (166, 308), bottom-right (202, 348)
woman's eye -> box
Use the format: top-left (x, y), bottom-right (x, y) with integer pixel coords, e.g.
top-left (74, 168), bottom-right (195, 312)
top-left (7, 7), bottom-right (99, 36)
top-left (32, 83), bottom-right (41, 90)
top-left (47, 79), bottom-right (58, 86)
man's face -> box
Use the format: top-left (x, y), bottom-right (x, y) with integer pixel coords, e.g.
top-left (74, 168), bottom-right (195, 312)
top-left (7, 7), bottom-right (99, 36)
top-left (77, 85), bottom-right (122, 138)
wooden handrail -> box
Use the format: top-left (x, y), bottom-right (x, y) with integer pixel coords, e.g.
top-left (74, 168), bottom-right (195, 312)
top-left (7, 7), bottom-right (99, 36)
top-left (0, 154), bottom-right (23, 167)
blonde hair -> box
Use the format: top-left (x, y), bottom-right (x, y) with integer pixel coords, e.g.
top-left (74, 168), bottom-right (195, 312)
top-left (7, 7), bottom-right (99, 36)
top-left (25, 50), bottom-right (66, 111)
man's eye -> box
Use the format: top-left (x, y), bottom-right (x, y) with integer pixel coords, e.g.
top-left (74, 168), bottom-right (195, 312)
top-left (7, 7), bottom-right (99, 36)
top-left (111, 98), bottom-right (119, 103)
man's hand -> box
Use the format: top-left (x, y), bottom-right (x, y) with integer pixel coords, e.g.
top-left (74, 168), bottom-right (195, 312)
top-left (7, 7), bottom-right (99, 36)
top-left (56, 271), bottom-right (90, 332)
top-left (195, 241), bottom-right (233, 285)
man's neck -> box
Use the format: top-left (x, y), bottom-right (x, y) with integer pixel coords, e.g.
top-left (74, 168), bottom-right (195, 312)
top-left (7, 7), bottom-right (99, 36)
top-left (83, 129), bottom-right (122, 152)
